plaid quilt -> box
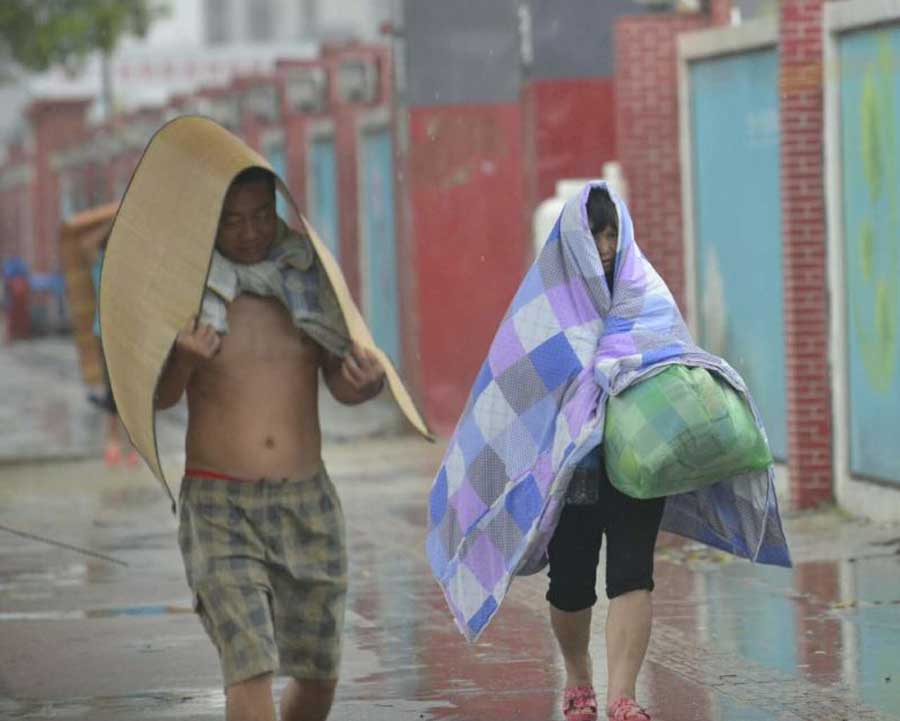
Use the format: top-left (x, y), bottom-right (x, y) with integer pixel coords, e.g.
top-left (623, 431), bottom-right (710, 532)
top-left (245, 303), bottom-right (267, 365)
top-left (427, 181), bottom-right (790, 642)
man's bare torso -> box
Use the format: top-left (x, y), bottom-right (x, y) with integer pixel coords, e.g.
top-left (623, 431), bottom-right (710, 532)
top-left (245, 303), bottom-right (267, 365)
top-left (185, 294), bottom-right (323, 480)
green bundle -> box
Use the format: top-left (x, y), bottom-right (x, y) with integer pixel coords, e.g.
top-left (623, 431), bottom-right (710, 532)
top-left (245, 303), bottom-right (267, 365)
top-left (604, 365), bottom-right (773, 499)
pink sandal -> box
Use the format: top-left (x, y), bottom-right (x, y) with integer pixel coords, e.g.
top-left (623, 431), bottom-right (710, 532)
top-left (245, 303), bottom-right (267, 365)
top-left (607, 697), bottom-right (651, 721)
top-left (563, 685), bottom-right (598, 721)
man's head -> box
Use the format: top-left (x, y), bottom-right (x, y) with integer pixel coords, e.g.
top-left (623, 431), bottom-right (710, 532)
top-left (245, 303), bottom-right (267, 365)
top-left (216, 167), bottom-right (278, 264)
top-left (586, 187), bottom-right (618, 279)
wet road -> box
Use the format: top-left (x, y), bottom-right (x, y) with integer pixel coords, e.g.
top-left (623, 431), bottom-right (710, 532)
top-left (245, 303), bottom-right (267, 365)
top-left (0, 338), bottom-right (400, 465)
top-left (1, 435), bottom-right (899, 721)
top-left (1, 340), bottom-right (899, 721)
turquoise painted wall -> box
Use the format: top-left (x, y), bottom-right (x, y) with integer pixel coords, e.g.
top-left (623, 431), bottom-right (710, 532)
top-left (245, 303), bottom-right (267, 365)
top-left (690, 48), bottom-right (788, 460)
top-left (265, 140), bottom-right (289, 220)
top-left (359, 127), bottom-right (400, 365)
top-left (310, 137), bottom-right (340, 261)
top-left (839, 27), bottom-right (900, 486)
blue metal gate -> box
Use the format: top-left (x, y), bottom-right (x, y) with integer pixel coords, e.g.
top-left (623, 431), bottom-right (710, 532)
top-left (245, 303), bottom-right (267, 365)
top-left (838, 27), bottom-right (900, 486)
top-left (689, 47), bottom-right (787, 461)
top-left (264, 139), bottom-right (289, 219)
top-left (359, 127), bottom-right (400, 366)
top-left (309, 137), bottom-right (340, 261)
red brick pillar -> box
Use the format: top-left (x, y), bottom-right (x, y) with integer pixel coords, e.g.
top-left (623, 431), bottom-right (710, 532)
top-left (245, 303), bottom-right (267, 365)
top-left (793, 562), bottom-right (843, 680)
top-left (779, 0), bottom-right (833, 508)
top-left (614, 2), bottom-right (729, 313)
top-left (26, 99), bottom-right (90, 273)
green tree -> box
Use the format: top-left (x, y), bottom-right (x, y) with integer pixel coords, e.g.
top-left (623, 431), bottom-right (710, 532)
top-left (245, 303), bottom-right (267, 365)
top-left (0, 0), bottom-right (169, 116)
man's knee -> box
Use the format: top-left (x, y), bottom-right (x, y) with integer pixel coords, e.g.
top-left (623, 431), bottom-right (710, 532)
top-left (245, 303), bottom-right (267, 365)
top-left (281, 678), bottom-right (337, 721)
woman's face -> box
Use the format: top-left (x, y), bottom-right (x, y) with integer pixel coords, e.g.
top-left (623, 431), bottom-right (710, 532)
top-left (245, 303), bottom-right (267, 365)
top-left (593, 225), bottom-right (618, 277)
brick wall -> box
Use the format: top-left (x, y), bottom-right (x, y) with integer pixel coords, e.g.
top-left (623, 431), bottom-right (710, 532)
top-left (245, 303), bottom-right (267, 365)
top-left (614, 12), bottom-right (715, 314)
top-left (615, 0), bottom-right (835, 508)
top-left (613, 0), bottom-right (733, 316)
top-left (779, 0), bottom-right (833, 508)
top-left (793, 561), bottom-right (843, 680)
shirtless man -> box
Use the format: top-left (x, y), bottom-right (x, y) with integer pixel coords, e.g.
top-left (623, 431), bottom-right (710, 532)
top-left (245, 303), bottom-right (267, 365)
top-left (156, 168), bottom-right (385, 721)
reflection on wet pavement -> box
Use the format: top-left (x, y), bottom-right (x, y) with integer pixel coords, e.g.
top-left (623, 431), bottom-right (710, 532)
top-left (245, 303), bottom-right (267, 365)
top-left (0, 688), bottom-right (225, 720)
top-left (0, 441), bottom-right (898, 720)
top-left (331, 470), bottom-right (900, 721)
top-left (0, 604), bottom-right (192, 621)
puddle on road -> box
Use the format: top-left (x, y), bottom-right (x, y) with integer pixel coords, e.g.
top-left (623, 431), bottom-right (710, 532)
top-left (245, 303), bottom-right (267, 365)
top-left (653, 534), bottom-right (900, 716)
top-left (0, 688), bottom-right (224, 720)
top-left (2, 478), bottom-right (897, 720)
top-left (0, 603), bottom-right (192, 622)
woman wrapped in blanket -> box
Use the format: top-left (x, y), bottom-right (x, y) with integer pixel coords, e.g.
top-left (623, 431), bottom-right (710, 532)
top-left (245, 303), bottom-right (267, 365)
top-left (550, 188), bottom-right (660, 721)
top-left (428, 179), bottom-right (790, 720)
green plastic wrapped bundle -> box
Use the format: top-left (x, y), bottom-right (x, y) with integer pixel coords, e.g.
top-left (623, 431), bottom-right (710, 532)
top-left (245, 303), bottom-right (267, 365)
top-left (603, 364), bottom-right (773, 499)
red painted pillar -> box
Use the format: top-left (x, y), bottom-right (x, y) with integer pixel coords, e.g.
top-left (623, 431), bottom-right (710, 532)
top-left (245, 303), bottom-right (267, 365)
top-left (323, 44), bottom-right (378, 303)
top-left (232, 76), bottom-right (266, 152)
top-left (277, 72), bottom-right (310, 212)
top-left (276, 57), bottom-right (337, 226)
top-left (26, 99), bottom-right (91, 273)
top-left (778, 0), bottom-right (833, 508)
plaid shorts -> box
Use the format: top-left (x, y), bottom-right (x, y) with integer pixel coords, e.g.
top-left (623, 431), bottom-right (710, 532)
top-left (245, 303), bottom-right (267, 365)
top-left (177, 468), bottom-right (348, 687)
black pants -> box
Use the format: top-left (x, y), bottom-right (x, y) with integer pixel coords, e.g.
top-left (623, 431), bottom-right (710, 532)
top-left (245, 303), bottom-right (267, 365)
top-left (547, 455), bottom-right (666, 612)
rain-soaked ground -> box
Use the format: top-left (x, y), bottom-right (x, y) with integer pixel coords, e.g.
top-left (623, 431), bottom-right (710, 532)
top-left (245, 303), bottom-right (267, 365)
top-left (1, 439), bottom-right (899, 721)
top-left (1, 338), bottom-right (899, 720)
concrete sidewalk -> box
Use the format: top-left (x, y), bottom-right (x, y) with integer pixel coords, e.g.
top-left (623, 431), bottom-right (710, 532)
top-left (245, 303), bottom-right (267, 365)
top-left (0, 435), bottom-right (898, 720)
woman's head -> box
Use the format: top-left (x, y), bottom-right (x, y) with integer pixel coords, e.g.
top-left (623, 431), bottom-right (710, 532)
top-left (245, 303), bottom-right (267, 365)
top-left (586, 187), bottom-right (618, 278)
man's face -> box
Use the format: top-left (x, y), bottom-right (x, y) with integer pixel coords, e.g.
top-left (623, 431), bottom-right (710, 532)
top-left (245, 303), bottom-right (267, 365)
top-left (593, 225), bottom-right (618, 277)
top-left (215, 179), bottom-right (277, 264)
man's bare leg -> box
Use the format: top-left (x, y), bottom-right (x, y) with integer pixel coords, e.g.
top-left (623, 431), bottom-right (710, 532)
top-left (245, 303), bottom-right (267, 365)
top-left (605, 590), bottom-right (652, 705)
top-left (550, 605), bottom-right (594, 689)
top-left (103, 412), bottom-right (122, 464)
top-left (280, 678), bottom-right (337, 721)
top-left (225, 673), bottom-right (276, 721)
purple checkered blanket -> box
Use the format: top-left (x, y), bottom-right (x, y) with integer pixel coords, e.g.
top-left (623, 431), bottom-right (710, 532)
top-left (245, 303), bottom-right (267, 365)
top-left (427, 181), bottom-right (790, 641)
